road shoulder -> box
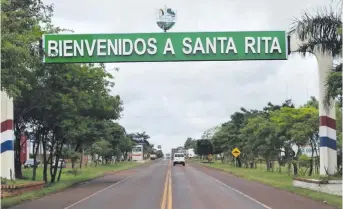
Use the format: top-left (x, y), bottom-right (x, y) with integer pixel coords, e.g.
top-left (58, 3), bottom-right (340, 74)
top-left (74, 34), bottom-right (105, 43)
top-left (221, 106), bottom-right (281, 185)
top-left (2, 162), bottom-right (153, 209)
top-left (189, 161), bottom-right (340, 209)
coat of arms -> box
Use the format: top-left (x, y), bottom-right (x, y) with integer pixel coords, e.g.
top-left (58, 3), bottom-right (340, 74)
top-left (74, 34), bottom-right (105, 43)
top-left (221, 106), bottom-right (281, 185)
top-left (156, 6), bottom-right (177, 32)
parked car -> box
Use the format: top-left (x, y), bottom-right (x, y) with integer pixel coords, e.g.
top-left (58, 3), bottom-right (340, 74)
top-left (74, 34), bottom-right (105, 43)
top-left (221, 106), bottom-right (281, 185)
top-left (52, 159), bottom-right (66, 168)
top-left (24, 159), bottom-right (41, 168)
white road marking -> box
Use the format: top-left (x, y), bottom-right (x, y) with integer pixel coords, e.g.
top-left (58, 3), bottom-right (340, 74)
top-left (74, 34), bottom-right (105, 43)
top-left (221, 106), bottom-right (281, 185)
top-left (189, 166), bottom-right (273, 209)
top-left (63, 176), bottom-right (132, 209)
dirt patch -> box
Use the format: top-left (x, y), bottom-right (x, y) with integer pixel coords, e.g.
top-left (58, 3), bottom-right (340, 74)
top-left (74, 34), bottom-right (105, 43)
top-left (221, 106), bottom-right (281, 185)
top-left (1, 182), bottom-right (45, 198)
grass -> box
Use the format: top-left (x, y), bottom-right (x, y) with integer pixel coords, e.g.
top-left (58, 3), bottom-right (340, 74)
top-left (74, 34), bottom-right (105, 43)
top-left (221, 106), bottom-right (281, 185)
top-left (192, 160), bottom-right (342, 209)
top-left (1, 162), bottom-right (141, 208)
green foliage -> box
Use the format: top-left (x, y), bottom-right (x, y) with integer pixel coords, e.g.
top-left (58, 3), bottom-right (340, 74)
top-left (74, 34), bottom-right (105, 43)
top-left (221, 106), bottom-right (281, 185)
top-left (155, 150), bottom-right (164, 158)
top-left (289, 1), bottom-right (342, 109)
top-left (1, 0), bottom-right (54, 98)
top-left (184, 137), bottom-right (196, 149)
top-left (298, 155), bottom-right (311, 175)
top-left (189, 98), bottom-right (342, 175)
top-left (62, 149), bottom-right (80, 164)
top-left (1, 177), bottom-right (8, 185)
top-left (1, 0), bottom-right (154, 182)
top-left (196, 139), bottom-right (213, 156)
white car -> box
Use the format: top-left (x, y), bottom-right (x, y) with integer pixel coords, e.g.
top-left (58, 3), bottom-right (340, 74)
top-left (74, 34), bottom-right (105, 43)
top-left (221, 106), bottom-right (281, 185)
top-left (24, 159), bottom-right (41, 168)
top-left (173, 153), bottom-right (185, 166)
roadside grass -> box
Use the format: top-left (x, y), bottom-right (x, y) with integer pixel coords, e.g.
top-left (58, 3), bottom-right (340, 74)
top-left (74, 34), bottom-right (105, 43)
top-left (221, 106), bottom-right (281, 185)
top-left (1, 162), bottom-right (140, 208)
top-left (193, 160), bottom-right (342, 208)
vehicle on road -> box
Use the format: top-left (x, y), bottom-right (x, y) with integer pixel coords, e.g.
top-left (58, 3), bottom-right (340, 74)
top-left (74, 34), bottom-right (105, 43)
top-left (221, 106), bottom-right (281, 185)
top-left (165, 153), bottom-right (171, 160)
top-left (150, 154), bottom-right (156, 160)
top-left (24, 159), bottom-right (41, 168)
top-left (173, 153), bottom-right (185, 166)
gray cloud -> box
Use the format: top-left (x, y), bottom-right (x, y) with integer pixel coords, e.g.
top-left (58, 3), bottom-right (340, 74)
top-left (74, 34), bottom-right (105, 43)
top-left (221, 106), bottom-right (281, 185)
top-left (44, 0), bottom-right (327, 154)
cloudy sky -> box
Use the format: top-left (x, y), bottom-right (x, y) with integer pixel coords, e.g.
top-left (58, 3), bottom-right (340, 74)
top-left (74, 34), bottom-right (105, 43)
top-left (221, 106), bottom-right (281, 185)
top-left (43, 0), bottom-right (331, 154)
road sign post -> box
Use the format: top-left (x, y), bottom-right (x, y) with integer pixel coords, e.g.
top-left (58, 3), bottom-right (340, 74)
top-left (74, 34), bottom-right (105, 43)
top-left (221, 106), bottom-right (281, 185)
top-left (231, 147), bottom-right (241, 158)
top-left (231, 148), bottom-right (241, 167)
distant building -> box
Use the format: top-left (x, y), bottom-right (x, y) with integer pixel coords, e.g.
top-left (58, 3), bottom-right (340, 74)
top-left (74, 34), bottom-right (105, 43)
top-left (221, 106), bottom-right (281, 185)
top-left (186, 148), bottom-right (195, 158)
top-left (132, 144), bottom-right (144, 161)
top-left (280, 143), bottom-right (320, 158)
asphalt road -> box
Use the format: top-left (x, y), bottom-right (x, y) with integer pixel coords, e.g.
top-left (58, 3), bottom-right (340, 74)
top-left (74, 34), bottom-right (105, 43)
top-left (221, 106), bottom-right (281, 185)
top-left (9, 160), bottom-right (337, 209)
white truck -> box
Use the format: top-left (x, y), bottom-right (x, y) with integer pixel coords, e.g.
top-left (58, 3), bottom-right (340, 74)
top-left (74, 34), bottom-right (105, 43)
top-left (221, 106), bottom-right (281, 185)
top-left (150, 154), bottom-right (157, 160)
top-left (173, 153), bottom-right (185, 166)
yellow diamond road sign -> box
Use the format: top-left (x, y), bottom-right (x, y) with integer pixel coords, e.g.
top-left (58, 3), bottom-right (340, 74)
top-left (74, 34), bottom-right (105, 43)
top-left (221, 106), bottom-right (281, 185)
top-left (231, 147), bottom-right (241, 158)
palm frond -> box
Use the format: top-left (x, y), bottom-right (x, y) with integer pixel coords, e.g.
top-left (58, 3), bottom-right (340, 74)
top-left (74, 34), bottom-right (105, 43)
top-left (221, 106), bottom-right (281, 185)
top-left (296, 37), bottom-right (342, 58)
top-left (289, 7), bottom-right (342, 57)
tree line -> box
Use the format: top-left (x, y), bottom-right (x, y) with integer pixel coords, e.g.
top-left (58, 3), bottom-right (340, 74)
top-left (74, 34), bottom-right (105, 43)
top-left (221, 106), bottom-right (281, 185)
top-left (184, 98), bottom-right (342, 176)
top-left (1, 0), bottom-right (160, 183)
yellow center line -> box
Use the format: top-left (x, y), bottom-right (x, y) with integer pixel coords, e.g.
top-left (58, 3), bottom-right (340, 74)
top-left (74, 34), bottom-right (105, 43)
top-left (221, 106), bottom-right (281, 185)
top-left (160, 162), bottom-right (170, 209)
top-left (167, 168), bottom-right (172, 209)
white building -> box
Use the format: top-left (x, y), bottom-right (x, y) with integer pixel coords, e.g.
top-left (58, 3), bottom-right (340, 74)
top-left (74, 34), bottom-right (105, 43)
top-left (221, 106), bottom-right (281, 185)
top-left (280, 143), bottom-right (320, 158)
top-left (132, 144), bottom-right (144, 161)
top-left (186, 148), bottom-right (196, 158)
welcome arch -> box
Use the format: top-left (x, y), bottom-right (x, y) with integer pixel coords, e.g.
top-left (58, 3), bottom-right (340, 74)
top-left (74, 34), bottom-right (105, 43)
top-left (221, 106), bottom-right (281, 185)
top-left (42, 31), bottom-right (336, 175)
top-left (0, 30), bottom-right (336, 179)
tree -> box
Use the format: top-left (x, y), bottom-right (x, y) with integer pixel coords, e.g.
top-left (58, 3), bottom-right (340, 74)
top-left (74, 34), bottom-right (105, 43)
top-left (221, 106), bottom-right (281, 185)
top-left (241, 114), bottom-right (281, 170)
top-left (2, 0), bottom-right (140, 187)
top-left (303, 96), bottom-right (319, 109)
top-left (12, 62), bottom-right (124, 182)
top-left (184, 137), bottom-right (196, 149)
top-left (270, 107), bottom-right (318, 175)
top-left (290, 0), bottom-right (342, 108)
top-left (119, 136), bottom-right (134, 161)
top-left (155, 150), bottom-right (164, 158)
top-left (1, 0), bottom-right (53, 98)
top-left (184, 137), bottom-right (193, 148)
top-left (89, 139), bottom-right (112, 166)
top-left (335, 103), bottom-right (342, 173)
top-left (1, 0), bottom-right (55, 179)
top-left (186, 98), bottom-right (337, 176)
top-left (196, 139), bottom-right (213, 158)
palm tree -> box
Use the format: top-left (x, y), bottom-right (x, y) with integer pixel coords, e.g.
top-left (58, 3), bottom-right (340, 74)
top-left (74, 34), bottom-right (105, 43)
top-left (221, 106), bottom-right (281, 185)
top-left (289, 0), bottom-right (342, 109)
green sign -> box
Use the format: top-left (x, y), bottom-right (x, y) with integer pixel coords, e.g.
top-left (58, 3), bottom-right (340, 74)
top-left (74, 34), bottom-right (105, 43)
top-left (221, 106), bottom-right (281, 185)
top-left (42, 31), bottom-right (288, 63)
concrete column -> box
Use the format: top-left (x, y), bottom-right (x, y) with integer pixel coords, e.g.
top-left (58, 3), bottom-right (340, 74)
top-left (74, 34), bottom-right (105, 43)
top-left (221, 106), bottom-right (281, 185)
top-left (290, 35), bottom-right (337, 175)
top-left (1, 91), bottom-right (15, 179)
top-left (316, 54), bottom-right (337, 175)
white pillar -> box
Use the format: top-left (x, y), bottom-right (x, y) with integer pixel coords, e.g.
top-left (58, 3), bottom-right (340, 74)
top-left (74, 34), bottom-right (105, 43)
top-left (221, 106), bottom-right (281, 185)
top-left (1, 91), bottom-right (15, 180)
top-left (316, 54), bottom-right (337, 175)
top-left (290, 35), bottom-right (337, 175)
